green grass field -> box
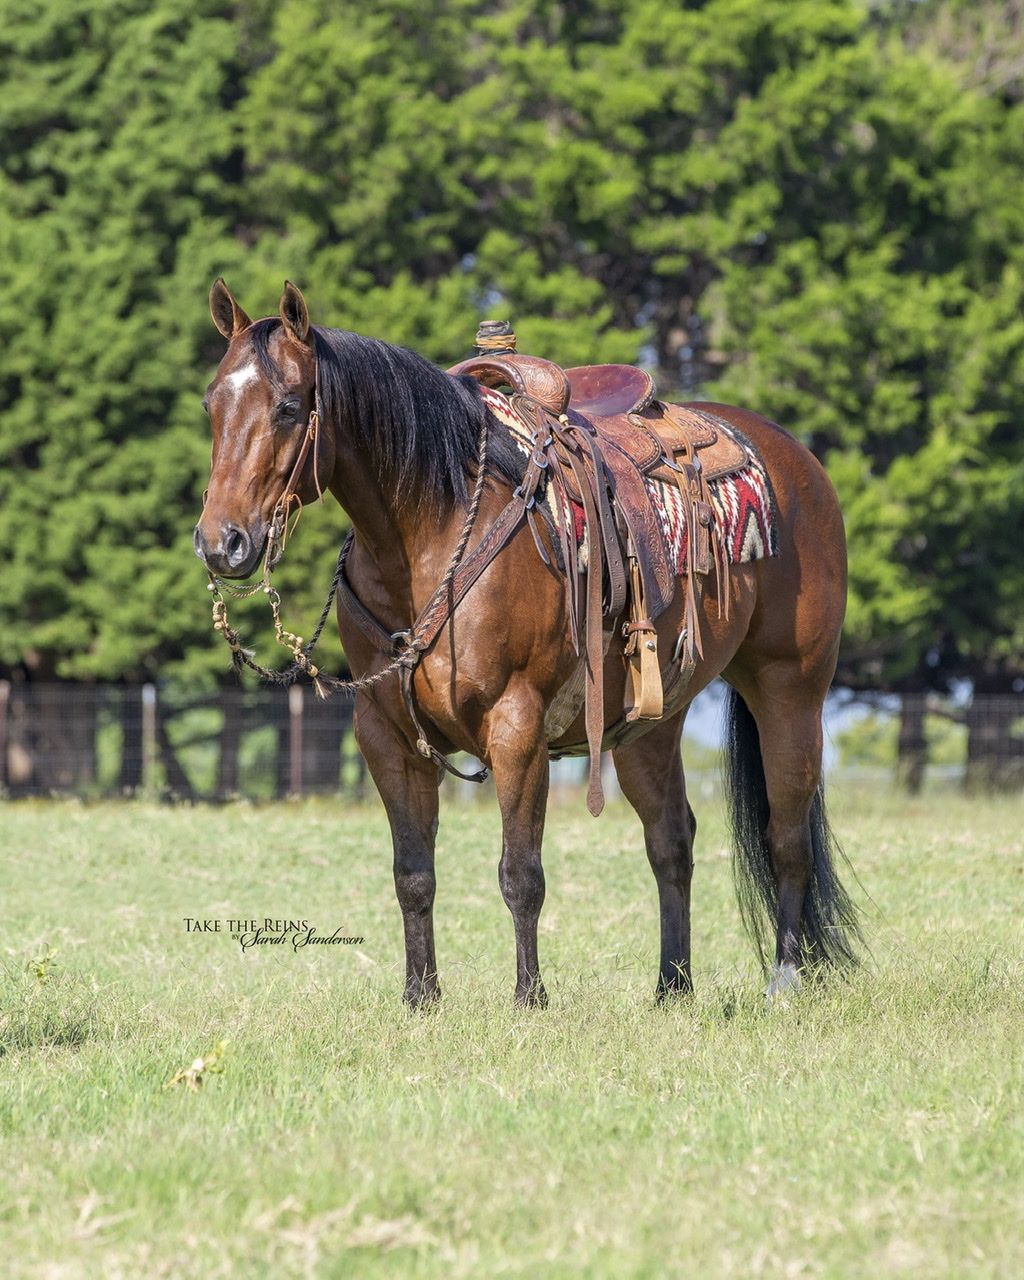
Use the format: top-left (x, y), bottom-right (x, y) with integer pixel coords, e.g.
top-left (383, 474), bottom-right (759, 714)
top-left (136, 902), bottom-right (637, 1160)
top-left (1, 786), bottom-right (1021, 1278)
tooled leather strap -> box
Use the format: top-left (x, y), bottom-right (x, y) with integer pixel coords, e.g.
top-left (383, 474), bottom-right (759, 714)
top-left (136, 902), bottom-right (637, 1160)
top-left (337, 501), bottom-right (531, 659)
top-left (517, 402), bottom-right (627, 817)
top-left (576, 446), bottom-right (609, 816)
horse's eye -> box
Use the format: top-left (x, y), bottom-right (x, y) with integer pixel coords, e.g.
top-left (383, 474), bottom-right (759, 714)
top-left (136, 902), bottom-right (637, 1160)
top-left (201, 395), bottom-right (210, 415)
top-left (277, 398), bottom-right (301, 422)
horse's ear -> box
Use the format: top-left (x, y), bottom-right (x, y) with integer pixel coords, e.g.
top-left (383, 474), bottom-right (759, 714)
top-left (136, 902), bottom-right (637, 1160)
top-left (210, 278), bottom-right (251, 339)
top-left (279, 280), bottom-right (311, 344)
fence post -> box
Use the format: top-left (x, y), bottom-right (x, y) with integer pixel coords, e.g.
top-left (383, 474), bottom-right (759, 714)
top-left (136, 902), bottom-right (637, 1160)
top-left (141, 684), bottom-right (157, 794)
top-left (0, 680), bottom-right (9, 791)
top-left (289, 684), bottom-right (304, 797)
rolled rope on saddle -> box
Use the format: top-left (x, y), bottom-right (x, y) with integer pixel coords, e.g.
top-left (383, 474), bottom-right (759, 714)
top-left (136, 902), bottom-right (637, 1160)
top-left (475, 319), bottom-right (517, 355)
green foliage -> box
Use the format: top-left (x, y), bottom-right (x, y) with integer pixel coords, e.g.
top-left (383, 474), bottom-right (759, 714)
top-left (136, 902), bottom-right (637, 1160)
top-left (0, 0), bottom-right (245, 680)
top-left (0, 0), bottom-right (1021, 689)
top-left (700, 17), bottom-right (1024, 689)
top-left (835, 708), bottom-right (967, 768)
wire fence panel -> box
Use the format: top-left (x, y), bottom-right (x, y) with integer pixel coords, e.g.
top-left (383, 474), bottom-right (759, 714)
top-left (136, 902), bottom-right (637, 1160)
top-left (0, 682), bottom-right (367, 801)
top-left (0, 681), bottom-right (1020, 800)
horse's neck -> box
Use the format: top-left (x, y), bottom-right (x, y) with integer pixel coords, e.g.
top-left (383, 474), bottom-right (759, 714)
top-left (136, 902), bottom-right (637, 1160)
top-left (326, 444), bottom-right (467, 622)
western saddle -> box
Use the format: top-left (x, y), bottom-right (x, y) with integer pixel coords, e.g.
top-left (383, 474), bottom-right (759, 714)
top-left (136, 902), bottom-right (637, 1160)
top-left (447, 322), bottom-right (752, 815)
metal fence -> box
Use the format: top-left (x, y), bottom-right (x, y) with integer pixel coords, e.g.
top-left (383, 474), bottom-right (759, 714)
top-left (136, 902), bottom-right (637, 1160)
top-left (0, 682), bottom-right (367, 801)
top-left (0, 680), bottom-right (1021, 800)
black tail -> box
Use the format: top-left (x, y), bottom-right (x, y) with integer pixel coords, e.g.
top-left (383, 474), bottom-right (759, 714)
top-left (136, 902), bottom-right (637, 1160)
top-left (724, 688), bottom-right (861, 970)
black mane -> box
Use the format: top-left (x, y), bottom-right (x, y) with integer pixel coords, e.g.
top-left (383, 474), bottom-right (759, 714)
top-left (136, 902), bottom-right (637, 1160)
top-left (248, 319), bottom-right (523, 514)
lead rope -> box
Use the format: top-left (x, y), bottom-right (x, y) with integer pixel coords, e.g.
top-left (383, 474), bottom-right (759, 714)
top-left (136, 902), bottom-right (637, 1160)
top-left (208, 409), bottom-right (492, 707)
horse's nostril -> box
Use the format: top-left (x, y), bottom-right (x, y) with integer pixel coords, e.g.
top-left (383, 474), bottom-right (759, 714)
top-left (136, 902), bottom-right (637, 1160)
top-left (224, 525), bottom-right (250, 566)
top-left (193, 525), bottom-right (205, 558)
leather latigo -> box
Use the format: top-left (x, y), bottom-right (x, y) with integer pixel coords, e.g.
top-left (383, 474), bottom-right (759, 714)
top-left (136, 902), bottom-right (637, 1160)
top-left (594, 437), bottom-right (675, 620)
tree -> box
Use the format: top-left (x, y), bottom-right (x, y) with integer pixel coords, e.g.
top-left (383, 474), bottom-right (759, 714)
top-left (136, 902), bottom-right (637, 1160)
top-left (1, 0), bottom-right (1020, 791)
top-left (0, 0), bottom-right (242, 684)
top-left (698, 10), bottom-right (1024, 782)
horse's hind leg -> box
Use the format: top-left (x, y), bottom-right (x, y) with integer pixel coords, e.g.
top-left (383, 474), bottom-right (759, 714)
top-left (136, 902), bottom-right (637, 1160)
top-left (613, 711), bottom-right (695, 997)
top-left (727, 660), bottom-right (858, 993)
top-left (748, 681), bottom-right (819, 993)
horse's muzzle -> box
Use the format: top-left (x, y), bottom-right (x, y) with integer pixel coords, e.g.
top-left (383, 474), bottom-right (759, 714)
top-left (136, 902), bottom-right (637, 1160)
top-left (193, 520), bottom-right (265, 579)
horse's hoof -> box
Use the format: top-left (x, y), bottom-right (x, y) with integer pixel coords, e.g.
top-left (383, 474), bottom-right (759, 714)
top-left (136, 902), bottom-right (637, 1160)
top-left (403, 982), bottom-right (441, 1010)
top-left (515, 981), bottom-right (548, 1009)
top-left (655, 976), bottom-right (694, 1003)
top-left (765, 962), bottom-right (802, 1002)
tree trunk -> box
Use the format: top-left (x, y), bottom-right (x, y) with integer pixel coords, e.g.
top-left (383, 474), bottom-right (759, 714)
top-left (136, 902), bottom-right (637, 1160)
top-left (0, 680), bottom-right (8, 792)
top-left (303, 697), bottom-right (350, 793)
top-left (8, 684), bottom-right (98, 795)
top-left (270, 690), bottom-right (290, 799)
top-left (896, 692), bottom-right (927, 794)
top-left (64, 686), bottom-right (99, 791)
top-left (156, 700), bottom-right (198, 801)
top-left (5, 685), bottom-right (35, 796)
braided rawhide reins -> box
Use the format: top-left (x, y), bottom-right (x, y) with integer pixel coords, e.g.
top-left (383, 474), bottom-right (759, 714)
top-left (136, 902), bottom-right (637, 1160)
top-left (206, 389), bottom-right (494, 769)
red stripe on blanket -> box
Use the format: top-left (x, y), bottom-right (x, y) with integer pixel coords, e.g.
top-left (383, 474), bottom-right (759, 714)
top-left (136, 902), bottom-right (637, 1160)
top-left (566, 459), bottom-right (776, 573)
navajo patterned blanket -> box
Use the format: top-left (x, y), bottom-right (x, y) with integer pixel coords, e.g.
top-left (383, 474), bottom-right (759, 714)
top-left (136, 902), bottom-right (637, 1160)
top-left (651, 449), bottom-right (777, 570)
top-left (482, 387), bottom-right (777, 572)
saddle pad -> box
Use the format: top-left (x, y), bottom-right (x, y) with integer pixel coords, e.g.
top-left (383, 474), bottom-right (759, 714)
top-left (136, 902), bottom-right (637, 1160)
top-left (480, 387), bottom-right (777, 572)
top-left (655, 456), bottom-right (777, 570)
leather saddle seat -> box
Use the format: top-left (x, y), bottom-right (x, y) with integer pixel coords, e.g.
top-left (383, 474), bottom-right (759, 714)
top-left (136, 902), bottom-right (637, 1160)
top-left (449, 353), bottom-right (654, 418)
top-left (565, 364), bottom-right (656, 417)
top-left (448, 352), bottom-right (748, 484)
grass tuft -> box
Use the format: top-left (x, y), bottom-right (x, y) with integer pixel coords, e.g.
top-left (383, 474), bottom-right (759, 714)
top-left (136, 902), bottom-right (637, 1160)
top-left (0, 959), bottom-right (101, 1056)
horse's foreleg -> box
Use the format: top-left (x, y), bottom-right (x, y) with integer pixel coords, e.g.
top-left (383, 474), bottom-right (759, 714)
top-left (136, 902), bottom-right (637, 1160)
top-left (613, 712), bottom-right (694, 997)
top-left (487, 687), bottom-right (550, 1007)
top-left (354, 699), bottom-right (442, 1007)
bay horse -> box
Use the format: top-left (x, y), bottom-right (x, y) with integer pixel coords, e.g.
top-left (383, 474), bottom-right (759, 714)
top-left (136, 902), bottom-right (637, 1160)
top-left (194, 280), bottom-right (859, 1007)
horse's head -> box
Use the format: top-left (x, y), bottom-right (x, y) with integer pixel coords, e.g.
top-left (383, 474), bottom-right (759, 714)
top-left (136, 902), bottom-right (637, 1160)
top-left (194, 279), bottom-right (329, 578)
